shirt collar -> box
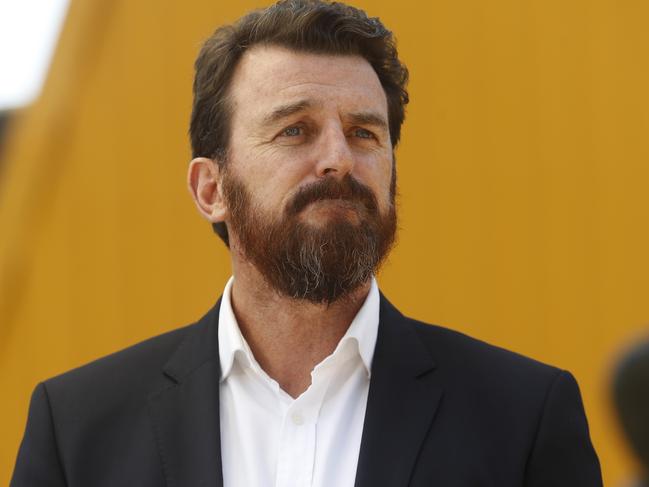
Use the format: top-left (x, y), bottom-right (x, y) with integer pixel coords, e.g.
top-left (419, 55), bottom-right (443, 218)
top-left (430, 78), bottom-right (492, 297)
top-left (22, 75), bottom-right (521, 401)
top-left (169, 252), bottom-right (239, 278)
top-left (218, 276), bottom-right (380, 382)
top-left (218, 276), bottom-right (250, 381)
top-left (338, 277), bottom-right (380, 377)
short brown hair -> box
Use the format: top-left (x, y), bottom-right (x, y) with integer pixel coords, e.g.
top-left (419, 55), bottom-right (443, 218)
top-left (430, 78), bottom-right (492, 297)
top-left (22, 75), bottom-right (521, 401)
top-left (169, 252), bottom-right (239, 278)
top-left (189, 0), bottom-right (409, 243)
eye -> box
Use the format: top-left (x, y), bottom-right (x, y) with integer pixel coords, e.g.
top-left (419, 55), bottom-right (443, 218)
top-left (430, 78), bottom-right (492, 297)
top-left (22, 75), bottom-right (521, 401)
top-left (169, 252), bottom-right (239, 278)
top-left (281, 126), bottom-right (303, 137)
top-left (274, 124), bottom-right (309, 146)
top-left (353, 128), bottom-right (375, 139)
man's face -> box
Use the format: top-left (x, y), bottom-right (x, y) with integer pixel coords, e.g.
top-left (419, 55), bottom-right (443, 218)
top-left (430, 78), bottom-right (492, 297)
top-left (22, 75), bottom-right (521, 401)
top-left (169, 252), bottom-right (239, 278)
top-left (222, 45), bottom-right (397, 303)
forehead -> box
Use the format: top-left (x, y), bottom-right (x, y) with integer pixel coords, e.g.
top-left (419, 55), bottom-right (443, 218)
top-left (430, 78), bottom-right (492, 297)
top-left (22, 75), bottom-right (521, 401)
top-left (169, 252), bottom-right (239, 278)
top-left (228, 45), bottom-right (388, 123)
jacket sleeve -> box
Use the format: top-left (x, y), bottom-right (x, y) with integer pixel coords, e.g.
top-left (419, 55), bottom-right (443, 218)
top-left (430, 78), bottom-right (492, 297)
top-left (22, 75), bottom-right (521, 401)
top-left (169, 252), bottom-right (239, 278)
top-left (11, 383), bottom-right (68, 487)
top-left (524, 370), bottom-right (603, 487)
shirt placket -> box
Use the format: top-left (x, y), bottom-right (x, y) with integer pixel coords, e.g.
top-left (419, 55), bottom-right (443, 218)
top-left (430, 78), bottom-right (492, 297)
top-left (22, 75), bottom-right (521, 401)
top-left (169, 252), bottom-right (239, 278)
top-left (275, 403), bottom-right (315, 487)
top-left (274, 361), bottom-right (339, 487)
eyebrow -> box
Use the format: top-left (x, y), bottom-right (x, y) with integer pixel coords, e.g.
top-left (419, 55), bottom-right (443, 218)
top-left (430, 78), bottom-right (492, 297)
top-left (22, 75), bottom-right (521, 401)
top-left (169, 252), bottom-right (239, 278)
top-left (346, 111), bottom-right (389, 131)
top-left (262, 100), bottom-right (313, 126)
top-left (260, 99), bottom-right (389, 132)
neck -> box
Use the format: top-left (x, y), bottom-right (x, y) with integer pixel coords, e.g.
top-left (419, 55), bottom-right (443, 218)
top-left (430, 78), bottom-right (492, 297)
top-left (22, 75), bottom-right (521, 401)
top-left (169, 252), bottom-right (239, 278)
top-left (229, 257), bottom-right (371, 398)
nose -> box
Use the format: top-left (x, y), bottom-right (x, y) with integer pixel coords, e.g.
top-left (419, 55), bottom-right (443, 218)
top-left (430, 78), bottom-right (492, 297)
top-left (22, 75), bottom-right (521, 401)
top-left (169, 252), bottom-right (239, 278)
top-left (314, 124), bottom-right (354, 179)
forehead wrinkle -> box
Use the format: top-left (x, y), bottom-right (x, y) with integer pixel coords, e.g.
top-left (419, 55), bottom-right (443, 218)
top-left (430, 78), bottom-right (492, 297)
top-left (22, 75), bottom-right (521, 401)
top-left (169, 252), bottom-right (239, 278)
top-left (261, 98), bottom-right (319, 126)
top-left (258, 87), bottom-right (386, 125)
top-left (276, 80), bottom-right (344, 91)
top-left (346, 111), bottom-right (389, 131)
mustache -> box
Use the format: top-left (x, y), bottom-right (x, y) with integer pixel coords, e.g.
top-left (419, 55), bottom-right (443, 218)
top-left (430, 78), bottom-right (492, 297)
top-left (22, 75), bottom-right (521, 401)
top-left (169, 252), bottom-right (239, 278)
top-left (286, 175), bottom-right (379, 217)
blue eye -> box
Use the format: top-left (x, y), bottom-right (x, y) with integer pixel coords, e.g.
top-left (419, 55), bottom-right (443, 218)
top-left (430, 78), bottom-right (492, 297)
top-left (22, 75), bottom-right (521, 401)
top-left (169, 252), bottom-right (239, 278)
top-left (354, 128), bottom-right (374, 139)
top-left (282, 126), bottom-right (302, 136)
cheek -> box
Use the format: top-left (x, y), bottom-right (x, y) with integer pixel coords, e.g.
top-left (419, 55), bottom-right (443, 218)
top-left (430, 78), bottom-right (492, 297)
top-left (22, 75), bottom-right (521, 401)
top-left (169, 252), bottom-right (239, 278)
top-left (262, 156), bottom-right (319, 204)
top-left (250, 165), bottom-right (310, 214)
top-left (355, 153), bottom-right (393, 200)
top-left (229, 146), bottom-right (299, 205)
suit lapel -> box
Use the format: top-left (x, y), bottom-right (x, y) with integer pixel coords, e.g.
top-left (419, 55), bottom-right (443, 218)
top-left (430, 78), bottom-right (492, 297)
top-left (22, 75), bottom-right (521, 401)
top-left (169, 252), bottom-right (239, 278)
top-left (146, 294), bottom-right (441, 487)
top-left (148, 301), bottom-right (224, 487)
top-left (355, 296), bottom-right (443, 487)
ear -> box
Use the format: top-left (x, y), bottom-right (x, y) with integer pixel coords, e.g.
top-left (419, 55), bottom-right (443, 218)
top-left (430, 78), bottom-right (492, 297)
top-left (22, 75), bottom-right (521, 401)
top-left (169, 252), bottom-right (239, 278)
top-left (187, 157), bottom-right (227, 223)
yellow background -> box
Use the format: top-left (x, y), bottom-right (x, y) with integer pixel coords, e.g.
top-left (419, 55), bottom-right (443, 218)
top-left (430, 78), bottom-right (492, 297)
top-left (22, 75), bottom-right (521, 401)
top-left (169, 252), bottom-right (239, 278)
top-left (1, 0), bottom-right (648, 484)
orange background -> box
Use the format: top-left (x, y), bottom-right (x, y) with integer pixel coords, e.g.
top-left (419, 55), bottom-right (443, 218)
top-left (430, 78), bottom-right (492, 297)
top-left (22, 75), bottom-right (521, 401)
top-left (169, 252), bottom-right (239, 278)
top-left (1, 0), bottom-right (648, 485)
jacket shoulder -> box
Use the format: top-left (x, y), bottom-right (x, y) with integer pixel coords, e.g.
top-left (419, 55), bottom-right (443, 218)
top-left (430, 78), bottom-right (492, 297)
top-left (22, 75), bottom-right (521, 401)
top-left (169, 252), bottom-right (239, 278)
top-left (43, 321), bottom-right (199, 410)
top-left (407, 317), bottom-right (564, 387)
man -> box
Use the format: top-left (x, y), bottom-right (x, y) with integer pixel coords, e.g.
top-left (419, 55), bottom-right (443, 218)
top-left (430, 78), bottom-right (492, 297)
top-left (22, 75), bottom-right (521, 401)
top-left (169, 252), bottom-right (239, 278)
top-left (12, 1), bottom-right (602, 486)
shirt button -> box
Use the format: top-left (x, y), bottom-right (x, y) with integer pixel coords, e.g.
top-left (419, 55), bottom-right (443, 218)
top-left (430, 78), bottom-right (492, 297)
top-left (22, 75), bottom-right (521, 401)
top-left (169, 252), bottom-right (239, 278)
top-left (291, 412), bottom-right (304, 425)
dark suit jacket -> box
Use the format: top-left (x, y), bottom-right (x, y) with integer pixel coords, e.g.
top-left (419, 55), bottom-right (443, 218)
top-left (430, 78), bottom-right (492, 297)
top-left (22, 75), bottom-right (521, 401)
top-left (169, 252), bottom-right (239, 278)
top-left (11, 296), bottom-right (602, 486)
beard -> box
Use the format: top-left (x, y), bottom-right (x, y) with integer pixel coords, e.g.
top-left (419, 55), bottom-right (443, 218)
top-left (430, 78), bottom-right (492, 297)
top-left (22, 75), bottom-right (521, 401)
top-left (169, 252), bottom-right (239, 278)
top-left (222, 169), bottom-right (397, 305)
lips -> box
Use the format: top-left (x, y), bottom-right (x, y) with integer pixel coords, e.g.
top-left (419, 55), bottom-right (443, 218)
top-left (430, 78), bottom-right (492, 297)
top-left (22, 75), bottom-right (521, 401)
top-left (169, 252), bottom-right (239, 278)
top-left (308, 198), bottom-right (360, 210)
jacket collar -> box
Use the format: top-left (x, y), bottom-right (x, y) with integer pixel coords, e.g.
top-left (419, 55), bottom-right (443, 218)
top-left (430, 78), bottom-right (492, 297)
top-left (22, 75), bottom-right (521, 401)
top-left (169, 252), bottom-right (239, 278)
top-left (148, 300), bottom-right (224, 487)
top-left (161, 299), bottom-right (221, 383)
top-left (354, 294), bottom-right (442, 487)
top-left (148, 294), bottom-right (442, 487)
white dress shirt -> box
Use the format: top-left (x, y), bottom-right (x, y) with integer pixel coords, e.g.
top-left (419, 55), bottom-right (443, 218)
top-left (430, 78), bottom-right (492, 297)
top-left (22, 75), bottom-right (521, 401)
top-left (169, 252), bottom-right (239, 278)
top-left (218, 276), bottom-right (380, 487)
